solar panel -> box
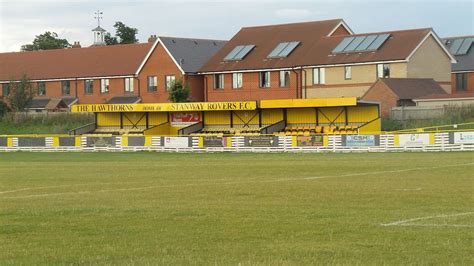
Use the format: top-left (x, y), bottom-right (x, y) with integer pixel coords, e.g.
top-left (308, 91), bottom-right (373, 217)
top-left (224, 45), bottom-right (245, 61)
top-left (455, 38), bottom-right (473, 55)
top-left (224, 45), bottom-right (255, 61)
top-left (355, 35), bottom-right (377, 51)
top-left (234, 45), bottom-right (255, 60)
top-left (448, 39), bottom-right (463, 55)
top-left (267, 41), bottom-right (300, 58)
top-left (367, 34), bottom-right (390, 50)
top-left (332, 37), bottom-right (355, 53)
top-left (268, 42), bottom-right (289, 58)
top-left (333, 34), bottom-right (390, 54)
top-left (344, 36), bottom-right (366, 52)
top-left (278, 41), bottom-right (300, 57)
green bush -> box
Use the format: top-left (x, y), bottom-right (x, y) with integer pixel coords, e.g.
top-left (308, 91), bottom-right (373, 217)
top-left (168, 79), bottom-right (190, 103)
top-left (382, 105), bottom-right (474, 131)
top-left (0, 112), bottom-right (94, 134)
top-left (0, 101), bottom-right (9, 118)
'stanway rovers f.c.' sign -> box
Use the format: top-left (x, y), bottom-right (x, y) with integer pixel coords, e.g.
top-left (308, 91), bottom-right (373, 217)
top-left (72, 101), bottom-right (257, 113)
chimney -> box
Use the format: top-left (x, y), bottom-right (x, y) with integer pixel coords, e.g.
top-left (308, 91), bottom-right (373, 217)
top-left (72, 41), bottom-right (82, 48)
top-left (148, 34), bottom-right (158, 43)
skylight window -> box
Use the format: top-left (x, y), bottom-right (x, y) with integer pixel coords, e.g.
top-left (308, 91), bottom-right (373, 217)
top-left (224, 45), bottom-right (255, 61)
top-left (267, 41), bottom-right (300, 58)
top-left (332, 34), bottom-right (390, 54)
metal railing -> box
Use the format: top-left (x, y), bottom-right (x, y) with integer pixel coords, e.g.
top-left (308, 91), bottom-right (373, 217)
top-left (178, 122), bottom-right (203, 135)
top-left (68, 123), bottom-right (96, 135)
top-left (260, 120), bottom-right (286, 135)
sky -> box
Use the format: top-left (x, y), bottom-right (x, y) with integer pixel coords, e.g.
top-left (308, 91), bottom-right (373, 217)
top-left (0, 0), bottom-right (473, 52)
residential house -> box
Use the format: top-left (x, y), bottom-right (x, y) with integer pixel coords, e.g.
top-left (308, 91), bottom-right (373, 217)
top-left (443, 36), bottom-right (474, 93)
top-left (0, 35), bottom-right (226, 104)
top-left (362, 78), bottom-right (447, 117)
top-left (199, 19), bottom-right (455, 102)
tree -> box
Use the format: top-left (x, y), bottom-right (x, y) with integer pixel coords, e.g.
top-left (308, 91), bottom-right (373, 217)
top-left (104, 32), bottom-right (118, 45)
top-left (21, 32), bottom-right (70, 51)
top-left (7, 75), bottom-right (36, 112)
top-left (168, 79), bottom-right (190, 103)
top-left (105, 21), bottom-right (138, 45)
top-left (0, 100), bottom-right (9, 118)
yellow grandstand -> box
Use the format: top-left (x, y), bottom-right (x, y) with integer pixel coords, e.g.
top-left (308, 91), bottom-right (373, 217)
top-left (70, 97), bottom-right (381, 136)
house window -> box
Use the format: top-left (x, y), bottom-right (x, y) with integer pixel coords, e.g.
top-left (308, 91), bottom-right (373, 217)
top-left (100, 79), bottom-right (109, 94)
top-left (124, 78), bottom-right (134, 93)
top-left (344, 66), bottom-right (352, 80)
top-left (377, 64), bottom-right (390, 78)
top-left (232, 73), bottom-right (243, 89)
top-left (165, 75), bottom-right (176, 91)
top-left (84, 79), bottom-right (93, 94)
top-left (456, 73), bottom-right (468, 91)
top-left (313, 68), bottom-right (325, 84)
top-left (259, 71), bottom-right (271, 88)
top-left (37, 82), bottom-right (46, 96)
top-left (279, 71), bottom-right (290, 87)
top-left (61, 80), bottom-right (70, 95)
top-left (214, 74), bottom-right (224, 89)
top-left (148, 76), bottom-right (157, 92)
top-left (2, 83), bottom-right (10, 97)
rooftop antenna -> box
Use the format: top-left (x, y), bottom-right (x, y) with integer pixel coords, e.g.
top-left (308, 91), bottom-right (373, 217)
top-left (94, 10), bottom-right (103, 27)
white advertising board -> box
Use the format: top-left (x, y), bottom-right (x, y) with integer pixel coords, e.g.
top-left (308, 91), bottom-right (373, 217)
top-left (454, 132), bottom-right (474, 144)
top-left (398, 134), bottom-right (430, 146)
top-left (163, 137), bottom-right (189, 148)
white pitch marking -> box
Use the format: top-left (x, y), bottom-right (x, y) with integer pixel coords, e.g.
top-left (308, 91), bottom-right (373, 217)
top-left (303, 162), bottom-right (474, 180)
top-left (2, 162), bottom-right (474, 200)
top-left (381, 212), bottom-right (474, 227)
top-left (395, 188), bottom-right (422, 191)
top-left (391, 223), bottom-right (474, 228)
top-left (0, 181), bottom-right (147, 195)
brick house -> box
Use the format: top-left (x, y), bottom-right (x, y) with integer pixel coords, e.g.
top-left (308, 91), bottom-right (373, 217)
top-left (0, 36), bottom-right (226, 106)
top-left (443, 36), bottom-right (474, 93)
top-left (362, 78), bottom-right (446, 117)
top-left (199, 19), bottom-right (455, 102)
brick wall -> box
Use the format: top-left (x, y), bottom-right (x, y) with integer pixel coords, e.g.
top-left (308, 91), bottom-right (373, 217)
top-left (362, 81), bottom-right (398, 117)
top-left (205, 71), bottom-right (298, 102)
top-left (451, 72), bottom-right (474, 93)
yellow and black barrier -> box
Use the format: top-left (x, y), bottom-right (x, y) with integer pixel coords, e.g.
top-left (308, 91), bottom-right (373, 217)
top-left (1, 132), bottom-right (473, 151)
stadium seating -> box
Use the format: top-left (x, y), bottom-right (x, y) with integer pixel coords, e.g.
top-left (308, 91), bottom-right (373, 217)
top-left (191, 127), bottom-right (262, 136)
top-left (89, 124), bottom-right (359, 136)
top-left (275, 125), bottom-right (359, 136)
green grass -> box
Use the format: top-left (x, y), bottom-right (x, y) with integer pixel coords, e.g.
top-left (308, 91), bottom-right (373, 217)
top-left (0, 152), bottom-right (473, 265)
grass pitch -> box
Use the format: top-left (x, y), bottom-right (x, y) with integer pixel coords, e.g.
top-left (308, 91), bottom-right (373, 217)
top-left (1, 152), bottom-right (473, 264)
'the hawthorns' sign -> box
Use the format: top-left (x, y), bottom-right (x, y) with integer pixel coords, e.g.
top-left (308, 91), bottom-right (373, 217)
top-left (72, 101), bottom-right (257, 113)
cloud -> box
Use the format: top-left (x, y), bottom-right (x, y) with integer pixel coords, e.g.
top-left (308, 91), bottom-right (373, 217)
top-left (274, 8), bottom-right (312, 19)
